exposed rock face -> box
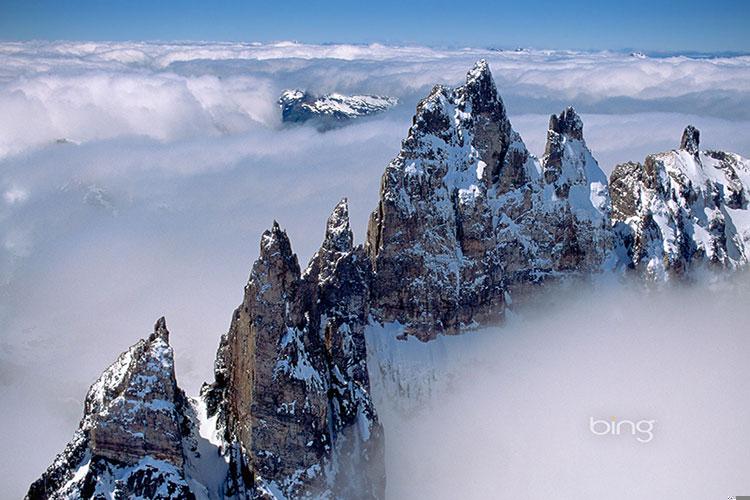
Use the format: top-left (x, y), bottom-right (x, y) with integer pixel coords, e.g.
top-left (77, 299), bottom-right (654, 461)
top-left (539, 107), bottom-right (615, 273)
top-left (279, 90), bottom-right (397, 130)
top-left (202, 200), bottom-right (384, 499)
top-left (304, 201), bottom-right (385, 500)
top-left (365, 61), bottom-right (614, 339)
top-left (680, 125), bottom-right (700, 155)
top-left (27, 318), bottom-right (196, 500)
top-left (610, 126), bottom-right (750, 278)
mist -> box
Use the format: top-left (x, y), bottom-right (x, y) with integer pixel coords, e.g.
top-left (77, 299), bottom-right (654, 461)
top-left (367, 278), bottom-right (750, 499)
top-left (2, 41), bottom-right (750, 498)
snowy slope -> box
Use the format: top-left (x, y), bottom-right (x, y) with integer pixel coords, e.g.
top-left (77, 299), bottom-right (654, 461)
top-left (610, 126), bottom-right (750, 278)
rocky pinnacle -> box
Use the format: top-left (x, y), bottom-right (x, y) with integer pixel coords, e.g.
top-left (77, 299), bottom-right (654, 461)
top-left (27, 318), bottom-right (195, 500)
top-left (680, 124), bottom-right (700, 155)
top-left (202, 205), bottom-right (384, 498)
top-left (366, 63), bottom-right (615, 338)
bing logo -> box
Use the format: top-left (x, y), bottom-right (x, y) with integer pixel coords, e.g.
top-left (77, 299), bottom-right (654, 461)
top-left (589, 416), bottom-right (656, 443)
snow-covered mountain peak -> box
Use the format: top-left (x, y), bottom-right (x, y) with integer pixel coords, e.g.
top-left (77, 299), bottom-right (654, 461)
top-left (199, 213), bottom-right (384, 498)
top-left (28, 59), bottom-right (750, 500)
top-left (259, 220), bottom-right (299, 272)
top-left (366, 61), bottom-right (616, 338)
top-left (459, 58), bottom-right (505, 116)
top-left (610, 127), bottom-right (750, 277)
top-left (278, 89), bottom-right (397, 130)
top-left (541, 107), bottom-right (611, 222)
top-left (27, 318), bottom-right (199, 499)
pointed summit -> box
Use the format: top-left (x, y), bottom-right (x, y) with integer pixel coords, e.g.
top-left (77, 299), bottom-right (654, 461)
top-left (323, 198), bottom-right (353, 253)
top-left (543, 107), bottom-right (597, 187)
top-left (366, 60), bottom-right (532, 337)
top-left (466, 59), bottom-right (492, 83)
top-left (260, 220), bottom-right (296, 265)
top-left (680, 125), bottom-right (700, 155)
top-left (547, 106), bottom-right (584, 142)
top-left (150, 316), bottom-right (169, 343)
top-left (540, 106), bottom-right (611, 248)
top-left (305, 198), bottom-right (356, 283)
top-left (204, 205), bottom-right (383, 498)
top-left (254, 221), bottom-right (301, 298)
top-left (28, 321), bottom-right (192, 499)
top-left (461, 59), bottom-right (502, 115)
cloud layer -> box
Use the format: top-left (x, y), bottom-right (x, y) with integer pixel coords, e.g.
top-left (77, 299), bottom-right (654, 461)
top-left (1, 41), bottom-right (749, 498)
top-left (368, 278), bottom-right (750, 499)
top-left (2, 41), bottom-right (750, 158)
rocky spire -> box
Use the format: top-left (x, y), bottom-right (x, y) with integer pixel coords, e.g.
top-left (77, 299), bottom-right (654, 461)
top-left (456, 59), bottom-right (518, 188)
top-left (365, 60), bottom-right (522, 338)
top-left (541, 106), bottom-right (608, 197)
top-left (206, 221), bottom-right (315, 490)
top-left (27, 318), bottom-right (194, 500)
top-left (260, 220), bottom-right (299, 272)
top-left (150, 315), bottom-right (169, 342)
top-left (305, 198), bottom-right (355, 285)
top-left (323, 198), bottom-right (353, 253)
top-left (461, 59), bottom-right (504, 116)
top-left (543, 106), bottom-right (584, 184)
top-left (680, 125), bottom-right (700, 155)
top-left (540, 106), bottom-right (613, 268)
top-left (546, 106), bottom-right (584, 145)
top-left (202, 217), bottom-right (384, 498)
top-left (312, 202), bottom-right (385, 499)
top-left (366, 64), bottom-right (619, 338)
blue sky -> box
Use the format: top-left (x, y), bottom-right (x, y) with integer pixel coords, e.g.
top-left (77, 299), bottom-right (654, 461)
top-left (0, 0), bottom-right (749, 52)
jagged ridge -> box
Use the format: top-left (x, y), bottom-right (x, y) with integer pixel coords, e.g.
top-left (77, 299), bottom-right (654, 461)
top-left (365, 61), bottom-right (615, 339)
top-left (611, 126), bottom-right (750, 278)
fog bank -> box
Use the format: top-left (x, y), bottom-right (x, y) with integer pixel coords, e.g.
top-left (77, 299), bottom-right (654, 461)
top-left (368, 278), bottom-right (750, 499)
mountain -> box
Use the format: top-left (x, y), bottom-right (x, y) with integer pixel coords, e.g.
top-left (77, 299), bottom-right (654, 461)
top-left (278, 90), bottom-right (397, 130)
top-left (30, 207), bottom-right (385, 500)
top-left (610, 125), bottom-right (750, 278)
top-left (200, 202), bottom-right (384, 499)
top-left (365, 61), bottom-right (614, 339)
top-left (29, 60), bottom-right (750, 499)
top-left (27, 319), bottom-right (199, 499)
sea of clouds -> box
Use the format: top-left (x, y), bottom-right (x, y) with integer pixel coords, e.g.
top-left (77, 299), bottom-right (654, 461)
top-left (1, 40), bottom-right (749, 498)
top-left (367, 277), bottom-right (750, 499)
